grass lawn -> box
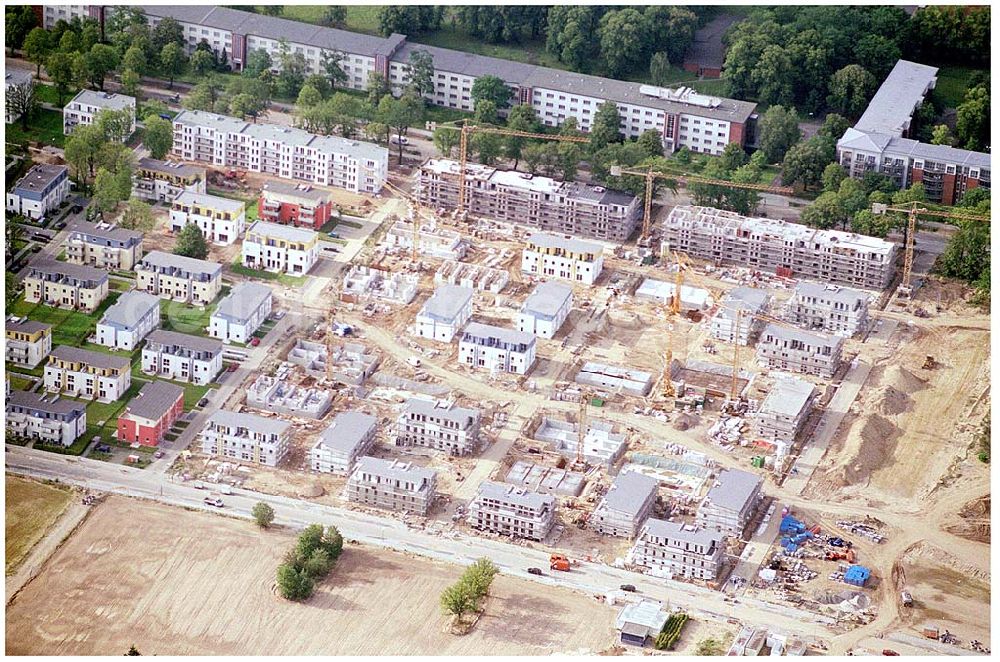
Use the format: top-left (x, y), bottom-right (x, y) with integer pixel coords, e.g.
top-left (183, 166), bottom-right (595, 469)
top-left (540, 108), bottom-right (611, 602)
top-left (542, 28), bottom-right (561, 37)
top-left (230, 260), bottom-right (306, 287)
top-left (108, 278), bottom-right (133, 292)
top-left (6, 360), bottom-right (45, 378)
top-left (10, 292), bottom-right (122, 347)
top-left (5, 475), bottom-right (72, 575)
top-left (35, 83), bottom-right (78, 108)
top-left (160, 299), bottom-right (215, 336)
top-left (932, 66), bottom-right (986, 109)
top-left (7, 375), bottom-right (35, 391)
top-left (6, 108), bottom-right (66, 148)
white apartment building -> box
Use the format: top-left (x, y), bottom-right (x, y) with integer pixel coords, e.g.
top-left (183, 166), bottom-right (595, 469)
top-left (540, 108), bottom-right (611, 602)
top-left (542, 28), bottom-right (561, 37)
top-left (396, 398), bottom-right (482, 456)
top-left (310, 411), bottom-right (379, 475)
top-left (241, 220), bottom-right (319, 275)
top-left (133, 158), bottom-right (207, 203)
top-left (6, 68), bottom-right (33, 124)
top-left (591, 470), bottom-right (659, 539)
top-left (6, 164), bottom-right (70, 221)
top-left (631, 519), bottom-right (724, 581)
top-left (517, 281), bottom-right (573, 339)
top-left (94, 291), bottom-right (161, 351)
top-left (709, 287), bottom-right (770, 346)
top-left (459, 322), bottom-right (537, 375)
top-left (414, 285), bottom-right (474, 343)
top-left (65, 221), bottom-right (144, 271)
top-left (170, 191), bottom-right (246, 246)
top-left (346, 456), bottom-right (437, 515)
top-left (6, 391), bottom-right (87, 447)
top-left (756, 324), bottom-right (844, 379)
top-left (698, 468), bottom-right (764, 536)
top-left (468, 481), bottom-right (556, 541)
top-left (751, 375), bottom-right (817, 455)
top-left (135, 251), bottom-right (223, 305)
top-left (5, 320), bottom-right (52, 369)
top-left (141, 329), bottom-right (224, 385)
top-left (171, 109), bottom-right (388, 194)
top-left (785, 281), bottom-right (870, 337)
top-left (23, 258), bottom-right (109, 313)
top-left (63, 89), bottom-right (135, 138)
top-left (209, 281), bottom-right (272, 344)
top-left (521, 232), bottom-right (604, 286)
top-left (200, 410), bottom-right (291, 467)
top-left (43, 345), bottom-right (132, 403)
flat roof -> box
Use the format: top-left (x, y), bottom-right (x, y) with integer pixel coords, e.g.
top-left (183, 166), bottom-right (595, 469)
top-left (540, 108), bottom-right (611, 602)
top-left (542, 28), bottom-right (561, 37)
top-left (855, 60), bottom-right (938, 136)
top-left (262, 180), bottom-right (333, 204)
top-left (50, 345), bottom-right (130, 370)
top-left (140, 250), bottom-right (223, 276)
top-left (403, 398), bottom-right (480, 425)
top-left (206, 409), bottom-right (291, 436)
top-left (643, 518), bottom-right (723, 548)
top-left (461, 321), bottom-right (536, 347)
top-left (99, 291), bottom-right (160, 328)
top-left (354, 455), bottom-right (436, 484)
top-left (716, 286), bottom-right (769, 320)
top-left (793, 281), bottom-right (869, 306)
top-left (306, 133), bottom-right (389, 163)
top-left (172, 109), bottom-right (248, 133)
top-left (315, 411), bottom-right (378, 453)
top-left (174, 191), bottom-right (246, 213)
top-left (420, 285), bottom-right (474, 323)
top-left (146, 329), bottom-right (223, 353)
top-left (70, 221), bottom-right (144, 244)
top-left (522, 281), bottom-right (573, 318)
top-left (246, 220), bottom-right (317, 244)
top-left (599, 470), bottom-right (658, 516)
top-left (703, 469), bottom-right (762, 513)
top-left (213, 282), bottom-right (272, 322)
top-left (475, 480), bottom-right (554, 510)
top-left (7, 390), bottom-right (85, 416)
top-left (759, 375), bottom-right (816, 418)
top-left (137, 157), bottom-right (206, 178)
top-left (761, 323), bottom-right (843, 350)
top-left (5, 68), bottom-right (32, 87)
top-left (13, 164), bottom-right (67, 193)
top-left (124, 380), bottom-right (184, 420)
top-left (526, 232), bottom-right (602, 256)
top-left (69, 89), bottom-right (136, 111)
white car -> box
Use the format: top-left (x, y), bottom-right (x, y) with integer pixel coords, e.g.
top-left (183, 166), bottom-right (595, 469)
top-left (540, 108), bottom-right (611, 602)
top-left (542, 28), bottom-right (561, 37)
top-left (390, 135), bottom-right (409, 145)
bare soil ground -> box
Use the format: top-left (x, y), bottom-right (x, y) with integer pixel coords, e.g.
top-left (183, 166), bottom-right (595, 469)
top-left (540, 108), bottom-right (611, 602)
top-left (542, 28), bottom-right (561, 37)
top-left (5, 475), bottom-right (72, 575)
top-left (6, 496), bottom-right (616, 655)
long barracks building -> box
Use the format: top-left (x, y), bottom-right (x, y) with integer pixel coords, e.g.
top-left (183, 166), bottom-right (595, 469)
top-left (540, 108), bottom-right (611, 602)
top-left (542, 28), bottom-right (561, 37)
top-left (42, 6), bottom-right (758, 155)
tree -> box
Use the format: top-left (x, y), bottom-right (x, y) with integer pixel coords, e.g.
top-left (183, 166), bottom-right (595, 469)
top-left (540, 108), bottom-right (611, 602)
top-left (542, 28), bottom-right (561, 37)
top-left (827, 64), bottom-right (877, 118)
top-left (303, 75), bottom-right (332, 101)
top-left (93, 168), bottom-right (123, 213)
top-left (470, 75), bottom-right (512, 111)
top-left (243, 49), bottom-right (273, 79)
top-left (296, 84), bottom-right (323, 111)
top-left (752, 44), bottom-right (794, 107)
top-left (695, 638), bottom-right (725, 656)
top-left (174, 223), bottom-right (209, 260)
top-left (472, 99), bottom-right (498, 126)
top-left (854, 34), bottom-right (900, 80)
top-left (252, 502), bottom-right (275, 528)
top-left (366, 72), bottom-right (391, 107)
top-left (801, 191), bottom-right (842, 229)
top-left (159, 42), bottom-right (186, 89)
top-left (473, 132), bottom-right (503, 166)
top-left (433, 127), bottom-right (459, 157)
top-left (22, 27), bottom-right (52, 78)
top-left (955, 84), bottom-right (989, 151)
top-left (321, 6), bottom-right (347, 28)
top-left (379, 93), bottom-right (424, 165)
top-left (184, 80), bottom-right (218, 111)
top-left (44, 52), bottom-right (74, 106)
top-left (817, 113), bottom-right (850, 144)
top-left (465, 558), bottom-right (499, 598)
top-left (440, 581), bottom-right (476, 619)
top-left (644, 6), bottom-right (697, 63)
top-left (6, 271), bottom-right (21, 311)
top-left (597, 9), bottom-right (649, 78)
top-left (6, 6), bottom-right (38, 51)
top-left (126, 645), bottom-right (141, 656)
top-left (228, 93), bottom-right (264, 123)
top-left (937, 220), bottom-right (990, 283)
top-left (757, 105), bottom-right (801, 163)
top-left (276, 563), bottom-right (315, 601)
top-left (649, 52), bottom-right (672, 87)
top-left (930, 124), bottom-right (954, 146)
top-left (717, 143), bottom-right (748, 172)
top-left (504, 104), bottom-right (539, 167)
top-left (116, 198), bottom-right (155, 233)
top-left (143, 116), bottom-right (173, 159)
top-left (6, 78), bottom-right (36, 130)
top-left (781, 136), bottom-right (835, 190)
top-left (120, 68), bottom-right (141, 100)
top-left (151, 16), bottom-right (184, 54)
top-left (122, 45), bottom-right (147, 76)
top-left (546, 6), bottom-right (603, 71)
top-left (635, 129), bottom-right (664, 158)
top-left (58, 30), bottom-right (80, 55)
top-left (96, 108), bottom-right (135, 143)
top-left (822, 163), bottom-right (847, 193)
top-left (405, 49), bottom-right (435, 99)
top-left (302, 548), bottom-right (332, 578)
top-left (589, 100), bottom-right (623, 153)
top-left (63, 123), bottom-right (105, 182)
top-left (322, 525), bottom-right (344, 560)
top-left (320, 50), bottom-right (347, 89)
top-left (851, 209), bottom-right (893, 238)
top-left (189, 49), bottom-right (215, 77)
top-left (80, 23), bottom-right (100, 53)
top-left (85, 43), bottom-right (119, 90)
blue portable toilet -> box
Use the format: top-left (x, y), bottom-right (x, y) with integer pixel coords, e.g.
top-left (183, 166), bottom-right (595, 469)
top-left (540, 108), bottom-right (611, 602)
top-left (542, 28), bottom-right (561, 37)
top-left (843, 565), bottom-right (871, 587)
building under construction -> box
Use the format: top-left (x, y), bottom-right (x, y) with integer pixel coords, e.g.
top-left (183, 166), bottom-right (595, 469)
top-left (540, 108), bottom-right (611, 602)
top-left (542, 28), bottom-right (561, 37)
top-left (416, 159), bottom-right (642, 242)
top-left (661, 206), bottom-right (898, 290)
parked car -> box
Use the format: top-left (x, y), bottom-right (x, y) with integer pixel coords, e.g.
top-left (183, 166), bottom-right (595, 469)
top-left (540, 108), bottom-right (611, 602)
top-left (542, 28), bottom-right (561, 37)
top-left (153, 450), bottom-right (164, 459)
top-left (71, 205), bottom-right (83, 214)
top-left (527, 567), bottom-right (543, 576)
top-left (30, 244), bottom-right (41, 253)
top-left (203, 496), bottom-right (224, 507)
top-left (327, 231), bottom-right (340, 238)
top-left (390, 135), bottom-right (408, 145)
top-left (620, 584), bottom-right (638, 593)
top-left (197, 397), bottom-right (209, 408)
top-left (95, 444), bottom-right (112, 453)
top-left (227, 363), bottom-right (238, 372)
top-left (323, 246), bottom-right (340, 253)
top-left (55, 221), bottom-right (67, 230)
top-left (249, 337), bottom-right (261, 347)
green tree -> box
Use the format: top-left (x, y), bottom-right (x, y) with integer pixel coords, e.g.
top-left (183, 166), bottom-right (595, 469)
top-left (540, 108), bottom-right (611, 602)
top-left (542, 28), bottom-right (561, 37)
top-left (752, 44), bottom-right (794, 107)
top-left (319, 50), bottom-right (347, 89)
top-left (379, 92), bottom-right (424, 165)
top-left (440, 581), bottom-right (476, 619)
top-left (546, 6), bottom-right (602, 70)
top-left (143, 116), bottom-right (173, 159)
top-left (366, 72), bottom-right (391, 107)
top-left (229, 93), bottom-right (265, 123)
top-left (321, 6), bottom-right (347, 28)
top-left (854, 34), bottom-right (900, 80)
top-left (296, 84), bottom-right (323, 111)
top-left (151, 16), bottom-right (184, 54)
top-left (275, 40), bottom-right (308, 98)
top-left (644, 6), bottom-right (697, 64)
top-left (80, 23), bottom-right (100, 53)
top-left (6, 271), bottom-right (22, 312)
top-left (174, 223), bottom-right (209, 260)
top-left (976, 414), bottom-right (990, 462)
top-left (822, 163), bottom-right (847, 193)
top-left (851, 209), bottom-right (892, 238)
top-left (322, 525), bottom-right (344, 560)
top-left (63, 123), bottom-right (105, 182)
top-left (119, 198), bottom-right (156, 232)
top-left (827, 64), bottom-right (877, 118)
top-left (636, 129), bottom-right (664, 158)
top-left (800, 191), bottom-right (841, 229)
top-left (504, 104), bottom-right (539, 167)
top-left (159, 42), bottom-right (186, 89)
top-left (406, 49), bottom-right (435, 98)
top-left (717, 143), bottom-right (748, 172)
top-left (58, 30), bottom-right (80, 55)
top-left (473, 131), bottom-right (503, 166)
top-left (252, 502), bottom-right (275, 528)
top-left (817, 113), bottom-right (851, 144)
top-left (937, 220), bottom-right (990, 284)
top-left (473, 99), bottom-right (498, 125)
top-left (85, 43), bottom-right (119, 90)
top-left (465, 558), bottom-right (499, 598)
top-left (96, 108), bottom-right (135, 143)
top-left (470, 75), bottom-right (512, 111)
top-left (302, 548), bottom-right (332, 579)
top-left (276, 563), bottom-right (315, 601)
top-left (649, 51), bottom-right (672, 87)
top-left (22, 27), bottom-right (52, 78)
top-left (930, 124), bottom-right (953, 146)
top-left (93, 168), bottom-right (123, 213)
top-left (781, 136), bottom-right (834, 190)
top-left (243, 48), bottom-right (272, 78)
top-left (120, 68), bottom-right (141, 100)
top-left (555, 142), bottom-right (581, 181)
top-left (433, 126), bottom-right (459, 157)
top-left (757, 105), bottom-right (801, 163)
top-left (189, 49), bottom-right (215, 77)
top-left (5, 6), bottom-right (38, 51)
top-left (123, 45), bottom-right (148, 76)
top-left (597, 8), bottom-right (649, 78)
top-left (589, 100), bottom-right (623, 153)
top-left (955, 85), bottom-right (989, 151)
top-left (183, 80), bottom-right (218, 111)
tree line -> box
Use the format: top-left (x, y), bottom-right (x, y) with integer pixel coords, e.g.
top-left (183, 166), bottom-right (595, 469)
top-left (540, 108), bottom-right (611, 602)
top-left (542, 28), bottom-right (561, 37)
top-left (276, 523), bottom-right (344, 601)
top-left (439, 558), bottom-right (499, 622)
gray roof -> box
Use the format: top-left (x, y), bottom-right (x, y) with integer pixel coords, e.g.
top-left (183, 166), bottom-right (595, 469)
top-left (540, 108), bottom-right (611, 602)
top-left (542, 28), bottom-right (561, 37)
top-left (99, 291), bottom-right (160, 328)
top-left (140, 250), bottom-right (223, 277)
top-left (242, 122), bottom-right (318, 148)
top-left (761, 323), bottom-right (843, 351)
top-left (262, 180), bottom-right (333, 203)
top-left (206, 409), bottom-right (291, 436)
top-left (70, 221), bottom-right (143, 245)
top-left (172, 109), bottom-right (248, 133)
top-left (307, 133), bottom-right (389, 164)
top-left (403, 398), bottom-right (480, 426)
top-left (124, 380), bottom-right (184, 420)
top-left (420, 285), bottom-right (474, 323)
top-left (526, 232), bottom-right (602, 256)
top-left (883, 134), bottom-right (991, 168)
top-left (50, 345), bottom-right (130, 370)
top-left (475, 480), bottom-right (554, 510)
top-left (14, 164), bottom-right (68, 193)
top-left (69, 89), bottom-right (135, 111)
top-left (716, 286), bottom-right (769, 320)
top-left (27, 257), bottom-right (107, 283)
top-left (137, 157), bottom-right (206, 178)
top-left (174, 191), bottom-right (245, 213)
top-left (599, 470), bottom-right (658, 516)
top-left (793, 281), bottom-right (869, 306)
top-left (759, 375), bottom-right (816, 418)
top-left (6, 319), bottom-right (51, 334)
top-left (564, 181), bottom-right (637, 207)
top-left (5, 68), bottom-right (32, 87)
top-left (643, 518), bottom-right (722, 548)
top-left (146, 329), bottom-right (223, 353)
top-left (315, 411), bottom-right (378, 453)
top-left (703, 469), bottom-right (762, 513)
top-left (246, 220), bottom-right (317, 244)
top-left (213, 282), bottom-right (272, 323)
top-left (461, 321), bottom-right (536, 348)
top-left (7, 390), bottom-right (85, 416)
top-left (855, 60), bottom-right (938, 136)
top-left (522, 281), bottom-right (573, 318)
top-left (354, 455), bottom-right (436, 484)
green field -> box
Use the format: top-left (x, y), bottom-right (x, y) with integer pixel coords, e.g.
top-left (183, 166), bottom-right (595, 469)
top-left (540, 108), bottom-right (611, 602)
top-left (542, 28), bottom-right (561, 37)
top-left (933, 66), bottom-right (987, 109)
top-left (160, 299), bottom-right (215, 336)
top-left (7, 375), bottom-right (35, 391)
top-left (5, 108), bottom-right (66, 148)
top-left (35, 83), bottom-right (78, 108)
top-left (5, 476), bottom-right (72, 575)
top-left (10, 292), bottom-right (122, 347)
top-left (230, 260), bottom-right (306, 287)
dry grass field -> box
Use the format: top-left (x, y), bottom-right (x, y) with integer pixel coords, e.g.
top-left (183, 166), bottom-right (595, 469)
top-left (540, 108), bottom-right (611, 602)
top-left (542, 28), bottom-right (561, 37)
top-left (5, 476), bottom-right (72, 575)
top-left (6, 497), bottom-right (616, 655)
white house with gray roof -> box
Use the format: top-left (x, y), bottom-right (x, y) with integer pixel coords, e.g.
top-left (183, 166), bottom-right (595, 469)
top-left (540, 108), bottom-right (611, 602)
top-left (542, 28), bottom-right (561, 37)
top-left (65, 221), bottom-right (144, 271)
top-left (6, 320), bottom-right (52, 369)
top-left (697, 468), bottom-right (763, 536)
top-left (396, 398), bottom-right (482, 456)
top-left (346, 456), bottom-right (437, 515)
top-left (6, 391), bottom-right (87, 447)
top-left (517, 281), bottom-right (573, 339)
top-left (751, 375), bottom-right (817, 455)
top-left (134, 157), bottom-right (207, 203)
top-left (467, 481), bottom-right (556, 541)
top-left (591, 470), bottom-right (658, 539)
top-left (95, 291), bottom-right (161, 351)
top-left (6, 164), bottom-right (70, 221)
top-left (200, 410), bottom-right (291, 466)
top-left (459, 322), bottom-right (537, 375)
top-left (63, 89), bottom-right (135, 138)
top-left (136, 251), bottom-right (223, 305)
top-left (709, 287), bottom-right (770, 346)
top-left (170, 191), bottom-right (246, 246)
top-left (414, 285), bottom-right (474, 342)
top-left (521, 232), bottom-right (604, 286)
top-left (43, 345), bottom-right (132, 403)
top-left (756, 324), bottom-right (843, 379)
top-left (142, 329), bottom-right (223, 385)
top-left (209, 281), bottom-right (272, 344)
top-left (785, 281), bottom-right (870, 338)
top-left (310, 411), bottom-right (379, 475)
top-left (242, 220), bottom-right (319, 275)
top-left (631, 518), bottom-right (725, 581)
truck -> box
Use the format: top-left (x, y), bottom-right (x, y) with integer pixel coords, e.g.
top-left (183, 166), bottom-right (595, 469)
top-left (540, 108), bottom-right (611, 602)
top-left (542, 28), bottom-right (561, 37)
top-left (550, 554), bottom-right (571, 571)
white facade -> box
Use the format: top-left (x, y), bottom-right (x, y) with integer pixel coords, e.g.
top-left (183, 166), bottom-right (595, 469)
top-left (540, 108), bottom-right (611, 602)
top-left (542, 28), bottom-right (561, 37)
top-left (396, 398), bottom-right (482, 456)
top-left (43, 346), bottom-right (132, 403)
top-left (468, 481), bottom-right (556, 541)
top-left (517, 281), bottom-right (573, 340)
top-left (631, 519), bottom-right (724, 581)
top-left (241, 220), bottom-right (318, 276)
top-left (6, 391), bottom-right (87, 447)
top-left (6, 164), bottom-right (71, 221)
top-left (310, 411), bottom-right (378, 475)
top-left (141, 329), bottom-right (223, 386)
top-left (698, 469), bottom-right (763, 536)
top-left (135, 251), bottom-right (224, 306)
top-left (521, 233), bottom-right (604, 286)
top-left (414, 285), bottom-right (473, 343)
top-left (459, 322), bottom-right (537, 375)
top-left (209, 282), bottom-right (273, 344)
top-left (94, 291), bottom-right (161, 351)
top-left (170, 191), bottom-right (246, 246)
top-left (200, 410), bottom-right (291, 467)
top-left (63, 89), bottom-right (136, 138)
top-left (5, 320), bottom-right (52, 369)
top-left (785, 281), bottom-right (870, 338)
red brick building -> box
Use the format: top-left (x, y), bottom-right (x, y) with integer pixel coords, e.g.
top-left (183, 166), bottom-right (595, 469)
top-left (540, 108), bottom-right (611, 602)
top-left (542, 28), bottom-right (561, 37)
top-left (258, 181), bottom-right (336, 230)
top-left (117, 380), bottom-right (185, 447)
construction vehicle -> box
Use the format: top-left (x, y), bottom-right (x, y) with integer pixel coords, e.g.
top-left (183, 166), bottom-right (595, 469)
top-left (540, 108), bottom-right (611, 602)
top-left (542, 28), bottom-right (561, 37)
top-left (922, 355), bottom-right (936, 370)
top-left (550, 554), bottom-right (572, 571)
top-left (900, 590), bottom-right (914, 607)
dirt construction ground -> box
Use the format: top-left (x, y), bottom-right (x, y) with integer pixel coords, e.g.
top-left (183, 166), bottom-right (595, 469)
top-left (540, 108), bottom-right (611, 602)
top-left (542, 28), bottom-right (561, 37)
top-left (5, 497), bottom-right (616, 655)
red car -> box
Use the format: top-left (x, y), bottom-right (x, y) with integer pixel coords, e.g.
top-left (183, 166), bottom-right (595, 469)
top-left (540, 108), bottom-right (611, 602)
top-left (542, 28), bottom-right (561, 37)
top-left (250, 337), bottom-right (261, 347)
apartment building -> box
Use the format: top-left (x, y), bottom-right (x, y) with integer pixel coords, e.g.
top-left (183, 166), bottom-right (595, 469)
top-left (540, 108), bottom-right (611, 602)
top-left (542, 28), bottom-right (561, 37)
top-left (6, 164), bottom-right (70, 221)
top-left (310, 411), bottom-right (379, 475)
top-left (396, 398), bottom-right (482, 456)
top-left (116, 380), bottom-right (184, 447)
top-left (200, 410), bottom-right (291, 467)
top-left (751, 375), bottom-right (817, 453)
top-left (785, 281), bottom-right (870, 337)
top-left (521, 232), bottom-right (604, 286)
top-left (346, 456), bottom-right (437, 515)
top-left (209, 281), bottom-right (272, 344)
top-left (171, 109), bottom-right (388, 194)
top-left (94, 291), bottom-right (161, 351)
top-left (133, 157), bottom-right (207, 203)
top-left (414, 284), bottom-right (474, 343)
top-left (6, 390), bottom-right (87, 447)
top-left (836, 60), bottom-right (990, 206)
top-left (23, 259), bottom-right (108, 312)
top-left (65, 221), bottom-right (144, 271)
top-left (663, 206), bottom-right (898, 290)
top-left (385, 217), bottom-right (469, 260)
top-left (6, 68), bottom-right (33, 124)
top-left (517, 281), bottom-right (573, 340)
top-left (63, 89), bottom-right (135, 138)
top-left (43, 345), bottom-right (131, 403)
top-left (5, 320), bottom-right (52, 369)
top-left (709, 287), bottom-right (770, 346)
top-left (417, 159), bottom-right (641, 242)
top-left (259, 181), bottom-right (336, 230)
top-left (459, 322), bottom-right (537, 375)
top-left (467, 481), bottom-right (556, 541)
top-left (40, 4), bottom-right (98, 28)
top-left (631, 519), bottom-right (724, 581)
top-left (170, 191), bottom-right (246, 245)
top-left (135, 250), bottom-right (223, 305)
top-left (241, 220), bottom-right (318, 275)
top-left (142, 329), bottom-right (223, 385)
top-left (756, 324), bottom-right (844, 379)
top-left (697, 468), bottom-right (763, 536)
top-left (591, 470), bottom-right (659, 539)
